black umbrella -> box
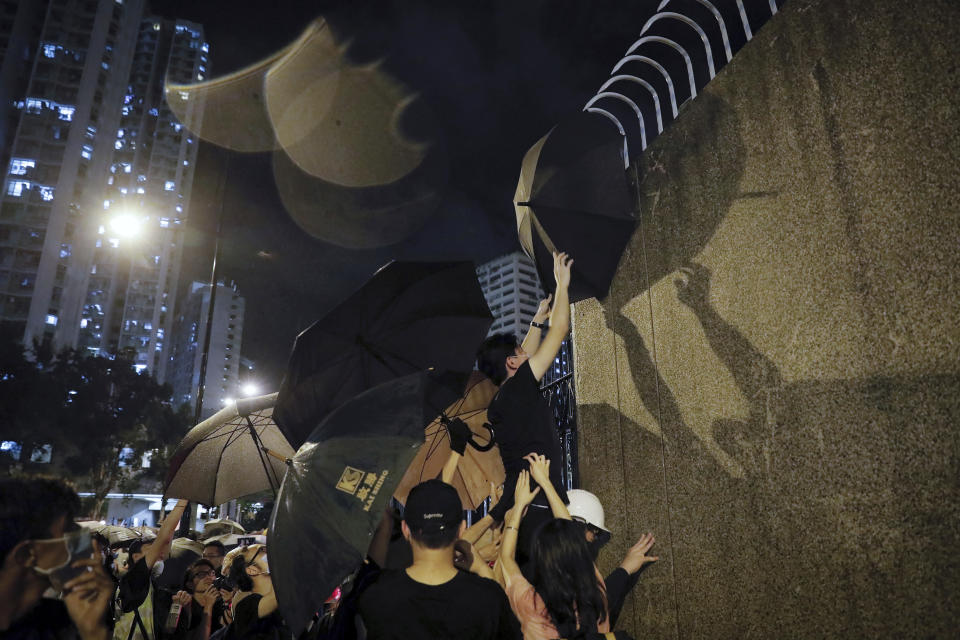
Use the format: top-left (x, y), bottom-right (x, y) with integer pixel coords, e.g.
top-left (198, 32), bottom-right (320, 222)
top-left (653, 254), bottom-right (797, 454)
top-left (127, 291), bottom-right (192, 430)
top-left (514, 110), bottom-right (636, 303)
top-left (273, 261), bottom-right (492, 449)
top-left (269, 369), bottom-right (466, 635)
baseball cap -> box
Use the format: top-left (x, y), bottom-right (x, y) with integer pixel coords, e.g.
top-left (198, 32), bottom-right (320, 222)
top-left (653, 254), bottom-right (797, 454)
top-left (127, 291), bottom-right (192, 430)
top-left (403, 480), bottom-right (462, 532)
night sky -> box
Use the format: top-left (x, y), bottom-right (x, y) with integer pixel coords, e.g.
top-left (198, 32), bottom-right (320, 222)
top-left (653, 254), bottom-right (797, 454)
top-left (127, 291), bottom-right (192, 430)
top-left (149, 0), bottom-right (658, 389)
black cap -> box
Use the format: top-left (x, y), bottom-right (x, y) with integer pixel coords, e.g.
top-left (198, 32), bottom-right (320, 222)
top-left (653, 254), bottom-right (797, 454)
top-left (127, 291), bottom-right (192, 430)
top-left (404, 480), bottom-right (462, 532)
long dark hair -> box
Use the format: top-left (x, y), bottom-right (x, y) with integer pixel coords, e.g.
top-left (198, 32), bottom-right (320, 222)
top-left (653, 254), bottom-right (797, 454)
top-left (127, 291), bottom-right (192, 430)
top-left (227, 548), bottom-right (255, 592)
top-left (528, 519), bottom-right (608, 637)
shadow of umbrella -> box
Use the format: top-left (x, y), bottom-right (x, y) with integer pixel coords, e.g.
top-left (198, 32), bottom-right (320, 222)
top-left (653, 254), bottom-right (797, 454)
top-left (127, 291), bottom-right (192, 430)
top-left (515, 110), bottom-right (636, 303)
top-left (164, 393), bottom-right (294, 506)
top-left (273, 261), bottom-right (492, 450)
top-left (269, 370), bottom-right (466, 635)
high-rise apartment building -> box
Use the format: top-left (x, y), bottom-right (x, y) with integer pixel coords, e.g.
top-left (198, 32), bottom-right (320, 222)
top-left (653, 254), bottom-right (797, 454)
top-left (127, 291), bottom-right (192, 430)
top-left (0, 0), bottom-right (147, 348)
top-left (78, 17), bottom-right (207, 380)
top-left (475, 251), bottom-right (543, 339)
top-left (168, 281), bottom-right (245, 419)
top-left (0, 1), bottom-right (207, 385)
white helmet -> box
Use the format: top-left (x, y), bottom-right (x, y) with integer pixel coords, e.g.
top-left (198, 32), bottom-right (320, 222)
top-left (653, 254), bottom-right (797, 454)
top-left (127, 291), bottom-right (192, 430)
top-left (566, 489), bottom-right (610, 533)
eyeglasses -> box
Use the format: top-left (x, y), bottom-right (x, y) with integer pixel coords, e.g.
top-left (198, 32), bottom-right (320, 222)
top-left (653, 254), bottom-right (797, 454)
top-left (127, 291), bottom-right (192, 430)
top-left (202, 553), bottom-right (223, 559)
top-left (191, 569), bottom-right (215, 579)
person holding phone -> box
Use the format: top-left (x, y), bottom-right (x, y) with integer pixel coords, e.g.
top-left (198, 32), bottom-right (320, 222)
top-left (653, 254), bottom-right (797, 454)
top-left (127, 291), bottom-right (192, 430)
top-left (0, 476), bottom-right (115, 640)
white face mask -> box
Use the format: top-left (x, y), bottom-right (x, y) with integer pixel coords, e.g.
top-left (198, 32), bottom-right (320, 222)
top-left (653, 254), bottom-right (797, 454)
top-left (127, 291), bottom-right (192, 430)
top-left (151, 560), bottom-right (165, 577)
top-left (31, 528), bottom-right (93, 591)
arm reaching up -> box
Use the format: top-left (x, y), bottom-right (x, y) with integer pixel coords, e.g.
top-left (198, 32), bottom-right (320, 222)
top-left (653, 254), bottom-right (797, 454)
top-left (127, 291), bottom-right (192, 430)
top-left (520, 294), bottom-right (553, 356)
top-left (524, 453), bottom-right (570, 519)
top-left (528, 252), bottom-right (573, 381)
top-left (147, 499), bottom-right (187, 568)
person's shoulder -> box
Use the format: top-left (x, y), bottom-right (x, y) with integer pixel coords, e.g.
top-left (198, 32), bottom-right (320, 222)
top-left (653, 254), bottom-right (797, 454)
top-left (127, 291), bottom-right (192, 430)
top-left (358, 570), bottom-right (405, 603)
top-left (456, 571), bottom-right (509, 599)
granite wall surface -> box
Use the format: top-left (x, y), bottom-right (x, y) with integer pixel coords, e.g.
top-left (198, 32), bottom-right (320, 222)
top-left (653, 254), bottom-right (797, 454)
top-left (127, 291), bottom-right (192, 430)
top-left (572, 0), bottom-right (960, 637)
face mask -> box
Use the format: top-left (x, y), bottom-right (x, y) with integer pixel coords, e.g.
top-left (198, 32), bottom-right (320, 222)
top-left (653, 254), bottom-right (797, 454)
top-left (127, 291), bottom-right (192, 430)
top-left (32, 528), bottom-right (94, 592)
top-left (151, 560), bottom-right (165, 577)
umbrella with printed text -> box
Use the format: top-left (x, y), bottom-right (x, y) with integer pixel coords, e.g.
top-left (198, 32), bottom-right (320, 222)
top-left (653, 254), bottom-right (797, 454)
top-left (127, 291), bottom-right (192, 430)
top-left (514, 110), bottom-right (636, 303)
top-left (269, 369), bottom-right (467, 635)
top-left (273, 260), bottom-right (493, 450)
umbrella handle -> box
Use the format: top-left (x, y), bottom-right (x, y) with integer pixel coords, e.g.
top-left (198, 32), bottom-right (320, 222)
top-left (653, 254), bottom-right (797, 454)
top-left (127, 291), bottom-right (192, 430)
top-left (468, 423), bottom-right (496, 452)
top-left (262, 447), bottom-right (293, 465)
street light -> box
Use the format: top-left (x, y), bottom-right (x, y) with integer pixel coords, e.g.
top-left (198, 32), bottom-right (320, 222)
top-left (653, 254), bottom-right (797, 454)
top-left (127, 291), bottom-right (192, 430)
top-left (241, 382), bottom-right (259, 397)
top-left (109, 212), bottom-right (144, 239)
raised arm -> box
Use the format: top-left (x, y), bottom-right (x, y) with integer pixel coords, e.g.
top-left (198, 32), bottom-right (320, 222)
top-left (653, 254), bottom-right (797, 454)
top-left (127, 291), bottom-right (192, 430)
top-left (528, 252), bottom-right (573, 382)
top-left (524, 453), bottom-right (570, 519)
top-left (498, 470), bottom-right (540, 586)
top-left (520, 294), bottom-right (553, 356)
top-left (146, 498), bottom-right (187, 568)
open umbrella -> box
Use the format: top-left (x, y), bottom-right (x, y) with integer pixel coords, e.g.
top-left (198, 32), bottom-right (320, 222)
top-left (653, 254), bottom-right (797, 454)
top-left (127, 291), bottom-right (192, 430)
top-left (393, 371), bottom-right (504, 510)
top-left (514, 110), bottom-right (636, 303)
top-left (274, 261), bottom-right (492, 449)
top-left (202, 532), bottom-right (266, 550)
top-left (89, 525), bottom-right (150, 547)
top-left (269, 369), bottom-right (466, 635)
top-left (164, 393), bottom-right (294, 506)
top-left (202, 518), bottom-right (245, 537)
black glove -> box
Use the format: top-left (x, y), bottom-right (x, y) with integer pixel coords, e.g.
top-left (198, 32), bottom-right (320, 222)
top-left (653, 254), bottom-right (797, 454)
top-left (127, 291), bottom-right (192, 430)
top-left (447, 418), bottom-right (471, 456)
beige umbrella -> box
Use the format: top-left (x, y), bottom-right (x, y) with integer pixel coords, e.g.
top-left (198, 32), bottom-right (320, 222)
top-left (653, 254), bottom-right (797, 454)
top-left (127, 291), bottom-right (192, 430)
top-left (393, 371), bottom-right (505, 510)
top-left (202, 518), bottom-right (245, 537)
top-left (164, 393), bottom-right (294, 505)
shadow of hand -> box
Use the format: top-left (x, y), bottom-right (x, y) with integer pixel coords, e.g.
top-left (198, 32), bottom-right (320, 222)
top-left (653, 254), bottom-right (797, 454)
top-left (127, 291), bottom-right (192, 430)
top-left (674, 262), bottom-right (712, 309)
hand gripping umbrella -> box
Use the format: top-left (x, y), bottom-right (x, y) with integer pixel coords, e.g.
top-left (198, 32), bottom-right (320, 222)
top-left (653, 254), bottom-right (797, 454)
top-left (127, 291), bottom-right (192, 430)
top-left (514, 110), bottom-right (636, 303)
top-left (164, 393), bottom-right (294, 506)
top-left (393, 371), bottom-right (504, 510)
top-left (269, 369), bottom-right (467, 635)
top-left (273, 260), bottom-right (493, 450)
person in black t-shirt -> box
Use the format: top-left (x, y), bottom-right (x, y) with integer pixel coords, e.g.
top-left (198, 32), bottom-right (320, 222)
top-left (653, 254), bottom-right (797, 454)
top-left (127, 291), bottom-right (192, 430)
top-left (357, 480), bottom-right (518, 640)
top-left (476, 251), bottom-right (574, 561)
top-left (222, 545), bottom-right (289, 640)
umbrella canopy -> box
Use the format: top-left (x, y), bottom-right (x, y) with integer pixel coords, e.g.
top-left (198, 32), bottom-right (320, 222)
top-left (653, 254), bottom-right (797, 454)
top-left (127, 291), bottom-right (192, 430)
top-left (274, 261), bottom-right (492, 449)
top-left (270, 370), bottom-right (466, 635)
top-left (202, 532), bottom-right (266, 549)
top-left (393, 371), bottom-right (504, 510)
top-left (202, 518), bottom-right (246, 537)
top-left (164, 393), bottom-right (294, 506)
top-left (88, 525), bottom-right (152, 547)
top-left (514, 110), bottom-right (636, 303)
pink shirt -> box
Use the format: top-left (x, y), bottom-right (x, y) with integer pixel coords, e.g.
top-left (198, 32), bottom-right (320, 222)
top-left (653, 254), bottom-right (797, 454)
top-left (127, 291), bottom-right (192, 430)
top-left (505, 571), bottom-right (610, 640)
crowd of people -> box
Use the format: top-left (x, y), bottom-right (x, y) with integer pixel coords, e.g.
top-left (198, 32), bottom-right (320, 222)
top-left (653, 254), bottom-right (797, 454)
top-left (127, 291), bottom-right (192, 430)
top-left (1, 252), bottom-right (658, 640)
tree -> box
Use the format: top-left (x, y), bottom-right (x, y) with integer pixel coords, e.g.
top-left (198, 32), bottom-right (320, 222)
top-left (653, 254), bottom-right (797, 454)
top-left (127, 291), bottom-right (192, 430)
top-left (0, 333), bottom-right (189, 517)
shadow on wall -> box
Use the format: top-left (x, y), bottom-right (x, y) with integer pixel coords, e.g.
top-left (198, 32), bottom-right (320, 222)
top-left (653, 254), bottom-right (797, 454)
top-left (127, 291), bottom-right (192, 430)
top-left (586, 259), bottom-right (960, 637)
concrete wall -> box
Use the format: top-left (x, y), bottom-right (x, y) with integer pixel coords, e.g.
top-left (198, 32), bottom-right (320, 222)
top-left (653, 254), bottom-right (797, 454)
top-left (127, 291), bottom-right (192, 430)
top-left (572, 0), bottom-right (960, 637)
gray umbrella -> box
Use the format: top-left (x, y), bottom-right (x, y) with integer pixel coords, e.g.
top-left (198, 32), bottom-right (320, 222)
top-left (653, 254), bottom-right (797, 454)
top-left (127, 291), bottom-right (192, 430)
top-left (164, 393), bottom-right (294, 506)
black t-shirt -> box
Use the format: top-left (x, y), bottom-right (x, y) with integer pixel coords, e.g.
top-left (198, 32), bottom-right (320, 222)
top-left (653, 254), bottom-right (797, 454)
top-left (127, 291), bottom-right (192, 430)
top-left (232, 593), bottom-right (291, 640)
top-left (357, 569), bottom-right (518, 640)
top-left (487, 361), bottom-right (568, 521)
top-left (1, 598), bottom-right (80, 640)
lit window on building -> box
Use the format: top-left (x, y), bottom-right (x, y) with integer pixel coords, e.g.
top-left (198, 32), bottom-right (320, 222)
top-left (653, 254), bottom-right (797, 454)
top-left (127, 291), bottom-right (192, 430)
top-left (9, 159), bottom-right (35, 175)
top-left (114, 140), bottom-right (123, 150)
top-left (43, 44), bottom-right (57, 58)
top-left (164, 181), bottom-right (175, 191)
top-left (39, 186), bottom-right (54, 201)
top-left (80, 318), bottom-right (88, 328)
top-left (58, 105), bottom-right (75, 121)
top-left (7, 180), bottom-right (31, 198)
top-left (25, 98), bottom-right (44, 113)
top-left (59, 245), bottom-right (71, 258)
top-left (149, 107), bottom-right (159, 116)
top-left (45, 314), bottom-right (58, 326)
top-left (103, 200), bottom-right (111, 209)
top-left (81, 145), bottom-right (92, 159)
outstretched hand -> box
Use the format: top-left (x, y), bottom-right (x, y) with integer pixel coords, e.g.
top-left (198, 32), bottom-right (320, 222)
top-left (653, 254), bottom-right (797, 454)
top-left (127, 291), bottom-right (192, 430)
top-left (553, 252), bottom-right (573, 289)
top-left (620, 532), bottom-right (658, 574)
top-left (513, 469), bottom-right (541, 510)
top-left (534, 294), bottom-right (553, 322)
top-left (523, 453), bottom-right (551, 489)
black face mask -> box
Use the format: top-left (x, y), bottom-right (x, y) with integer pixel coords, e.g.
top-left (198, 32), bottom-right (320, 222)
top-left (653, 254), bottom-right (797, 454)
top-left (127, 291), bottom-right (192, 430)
top-left (586, 527), bottom-right (611, 561)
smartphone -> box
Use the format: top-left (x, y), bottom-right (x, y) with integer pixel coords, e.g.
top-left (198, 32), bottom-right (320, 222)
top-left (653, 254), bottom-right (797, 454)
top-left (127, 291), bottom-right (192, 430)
top-left (47, 530), bottom-right (95, 592)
